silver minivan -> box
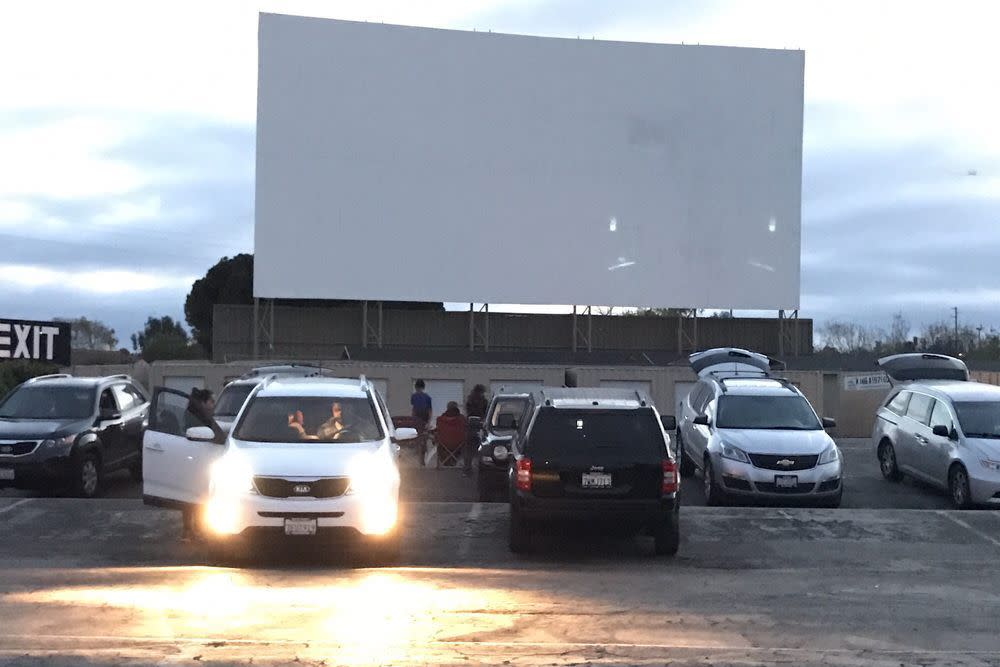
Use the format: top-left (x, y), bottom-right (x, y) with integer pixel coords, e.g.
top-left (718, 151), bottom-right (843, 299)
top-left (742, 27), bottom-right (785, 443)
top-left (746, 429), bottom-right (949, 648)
top-left (872, 353), bottom-right (1000, 509)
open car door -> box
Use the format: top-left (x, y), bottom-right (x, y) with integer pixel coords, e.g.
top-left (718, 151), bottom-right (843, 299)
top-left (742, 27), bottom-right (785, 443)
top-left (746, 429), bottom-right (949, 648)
top-left (142, 387), bottom-right (227, 509)
top-left (688, 347), bottom-right (784, 378)
top-left (877, 353), bottom-right (969, 385)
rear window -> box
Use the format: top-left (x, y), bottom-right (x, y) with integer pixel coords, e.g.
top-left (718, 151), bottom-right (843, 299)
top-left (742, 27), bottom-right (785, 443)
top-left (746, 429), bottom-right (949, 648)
top-left (489, 398), bottom-right (529, 431)
top-left (233, 396), bottom-right (383, 444)
top-left (885, 390), bottom-right (911, 415)
top-left (525, 408), bottom-right (666, 461)
top-left (215, 383), bottom-right (255, 418)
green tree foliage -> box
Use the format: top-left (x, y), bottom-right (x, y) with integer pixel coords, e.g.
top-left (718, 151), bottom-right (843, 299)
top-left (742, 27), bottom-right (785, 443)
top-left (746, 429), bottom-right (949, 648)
top-left (55, 316), bottom-right (118, 350)
top-left (0, 361), bottom-right (59, 398)
top-left (131, 316), bottom-right (204, 362)
top-left (184, 254), bottom-right (254, 355)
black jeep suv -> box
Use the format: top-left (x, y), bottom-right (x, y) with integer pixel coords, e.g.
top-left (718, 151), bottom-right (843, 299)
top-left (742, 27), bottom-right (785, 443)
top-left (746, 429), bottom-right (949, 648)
top-left (0, 374), bottom-right (149, 497)
top-left (507, 387), bottom-right (680, 556)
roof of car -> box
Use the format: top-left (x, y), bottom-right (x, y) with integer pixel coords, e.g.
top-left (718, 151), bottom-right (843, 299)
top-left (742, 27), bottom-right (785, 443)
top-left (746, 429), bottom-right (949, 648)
top-left (905, 380), bottom-right (1000, 401)
top-left (715, 377), bottom-right (801, 397)
top-left (24, 374), bottom-right (127, 387)
top-left (531, 387), bottom-right (652, 409)
top-left (255, 377), bottom-right (371, 399)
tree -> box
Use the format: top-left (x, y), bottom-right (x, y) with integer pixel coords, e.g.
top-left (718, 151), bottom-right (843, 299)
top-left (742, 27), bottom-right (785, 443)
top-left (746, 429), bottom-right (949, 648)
top-left (131, 316), bottom-right (191, 359)
top-left (0, 361), bottom-right (59, 398)
top-left (818, 320), bottom-right (884, 353)
top-left (184, 254), bottom-right (255, 355)
top-left (55, 317), bottom-right (118, 350)
top-left (637, 308), bottom-right (700, 318)
top-left (885, 312), bottom-right (911, 351)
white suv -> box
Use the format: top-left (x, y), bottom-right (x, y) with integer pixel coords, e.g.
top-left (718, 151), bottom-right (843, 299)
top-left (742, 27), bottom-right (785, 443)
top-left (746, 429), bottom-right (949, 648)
top-left (143, 376), bottom-right (416, 561)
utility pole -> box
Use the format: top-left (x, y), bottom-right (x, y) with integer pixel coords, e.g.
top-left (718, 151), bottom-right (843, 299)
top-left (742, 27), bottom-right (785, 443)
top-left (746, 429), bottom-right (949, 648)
top-left (953, 307), bottom-right (960, 355)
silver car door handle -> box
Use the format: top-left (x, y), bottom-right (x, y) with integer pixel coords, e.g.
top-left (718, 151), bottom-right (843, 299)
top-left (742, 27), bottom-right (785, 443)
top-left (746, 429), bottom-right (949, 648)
top-left (915, 435), bottom-right (928, 444)
top-left (145, 443), bottom-right (165, 452)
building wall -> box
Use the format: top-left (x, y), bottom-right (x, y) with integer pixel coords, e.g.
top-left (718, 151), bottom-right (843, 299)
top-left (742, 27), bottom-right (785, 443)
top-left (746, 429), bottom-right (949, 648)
top-left (212, 304), bottom-right (813, 362)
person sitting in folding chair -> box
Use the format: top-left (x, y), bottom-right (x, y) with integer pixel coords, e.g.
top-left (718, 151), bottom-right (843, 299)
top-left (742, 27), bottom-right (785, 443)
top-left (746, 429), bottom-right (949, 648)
top-left (434, 402), bottom-right (467, 467)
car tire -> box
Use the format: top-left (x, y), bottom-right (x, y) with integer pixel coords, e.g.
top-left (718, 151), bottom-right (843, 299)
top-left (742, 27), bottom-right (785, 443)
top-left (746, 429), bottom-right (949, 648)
top-left (74, 451), bottom-right (103, 498)
top-left (878, 440), bottom-right (903, 482)
top-left (508, 503), bottom-right (532, 553)
top-left (703, 458), bottom-right (727, 507)
top-left (652, 508), bottom-right (680, 557)
top-left (949, 464), bottom-right (974, 510)
top-left (677, 434), bottom-right (696, 478)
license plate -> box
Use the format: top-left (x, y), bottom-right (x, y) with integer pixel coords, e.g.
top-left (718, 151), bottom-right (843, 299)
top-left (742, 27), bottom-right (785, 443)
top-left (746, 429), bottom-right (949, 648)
top-left (581, 472), bottom-right (612, 489)
top-left (775, 475), bottom-right (798, 489)
top-left (284, 518), bottom-right (317, 536)
top-left (0, 468), bottom-right (13, 481)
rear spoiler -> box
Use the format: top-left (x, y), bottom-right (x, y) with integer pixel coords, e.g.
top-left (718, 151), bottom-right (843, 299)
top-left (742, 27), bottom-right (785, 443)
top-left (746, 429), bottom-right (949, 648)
top-left (876, 353), bottom-right (969, 385)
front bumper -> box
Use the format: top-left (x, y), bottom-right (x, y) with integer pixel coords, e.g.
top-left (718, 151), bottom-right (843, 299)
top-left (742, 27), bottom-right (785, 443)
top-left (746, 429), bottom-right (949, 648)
top-left (713, 454), bottom-right (843, 499)
top-left (0, 455), bottom-right (74, 489)
top-left (202, 489), bottom-right (400, 538)
top-left (967, 466), bottom-right (1000, 505)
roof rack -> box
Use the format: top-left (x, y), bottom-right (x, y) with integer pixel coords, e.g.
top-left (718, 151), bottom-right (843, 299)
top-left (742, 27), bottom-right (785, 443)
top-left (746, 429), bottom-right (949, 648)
top-left (106, 374), bottom-right (131, 381)
top-left (26, 374), bottom-right (73, 383)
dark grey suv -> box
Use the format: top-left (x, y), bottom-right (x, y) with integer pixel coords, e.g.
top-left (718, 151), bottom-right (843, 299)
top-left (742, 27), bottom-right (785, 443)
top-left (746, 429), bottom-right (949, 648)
top-left (0, 374), bottom-right (148, 497)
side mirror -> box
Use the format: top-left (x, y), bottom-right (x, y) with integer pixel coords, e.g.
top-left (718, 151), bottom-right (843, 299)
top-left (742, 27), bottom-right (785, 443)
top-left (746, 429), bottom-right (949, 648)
top-left (822, 417), bottom-right (837, 429)
top-left (932, 424), bottom-right (951, 438)
top-left (186, 426), bottom-right (216, 442)
top-left (693, 414), bottom-right (710, 427)
top-left (496, 413), bottom-right (517, 430)
top-left (660, 415), bottom-right (677, 431)
top-left (393, 427), bottom-right (418, 443)
top-left (99, 409), bottom-right (121, 422)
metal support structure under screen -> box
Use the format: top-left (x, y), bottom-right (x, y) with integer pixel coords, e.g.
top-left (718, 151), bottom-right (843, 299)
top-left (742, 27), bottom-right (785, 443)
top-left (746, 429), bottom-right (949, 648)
top-left (469, 303), bottom-right (490, 351)
top-left (677, 312), bottom-right (698, 355)
top-left (778, 309), bottom-right (800, 357)
top-left (572, 306), bottom-right (593, 353)
top-left (362, 301), bottom-right (384, 349)
top-left (252, 298), bottom-right (275, 360)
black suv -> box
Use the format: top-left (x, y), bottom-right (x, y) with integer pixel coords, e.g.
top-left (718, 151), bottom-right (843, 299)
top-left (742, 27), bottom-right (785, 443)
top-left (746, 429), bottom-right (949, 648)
top-left (0, 374), bottom-right (149, 497)
top-left (507, 387), bottom-right (680, 556)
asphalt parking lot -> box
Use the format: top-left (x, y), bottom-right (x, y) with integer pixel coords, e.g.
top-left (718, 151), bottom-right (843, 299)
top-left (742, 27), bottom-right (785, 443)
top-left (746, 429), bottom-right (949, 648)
top-left (3, 438), bottom-right (999, 665)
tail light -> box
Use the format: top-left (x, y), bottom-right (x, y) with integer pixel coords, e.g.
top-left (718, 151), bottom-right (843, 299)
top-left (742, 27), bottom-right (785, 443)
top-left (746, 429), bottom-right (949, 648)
top-left (662, 459), bottom-right (679, 494)
top-left (516, 458), bottom-right (532, 492)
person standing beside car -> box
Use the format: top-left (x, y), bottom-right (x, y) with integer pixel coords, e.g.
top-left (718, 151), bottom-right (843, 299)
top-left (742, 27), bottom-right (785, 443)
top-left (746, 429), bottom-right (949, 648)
top-left (464, 384), bottom-right (489, 476)
top-left (410, 380), bottom-right (433, 466)
top-left (180, 388), bottom-right (224, 542)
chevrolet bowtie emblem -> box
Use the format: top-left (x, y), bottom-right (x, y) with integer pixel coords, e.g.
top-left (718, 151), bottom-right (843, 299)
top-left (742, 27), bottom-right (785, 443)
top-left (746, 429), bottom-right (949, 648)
top-left (776, 459), bottom-right (795, 467)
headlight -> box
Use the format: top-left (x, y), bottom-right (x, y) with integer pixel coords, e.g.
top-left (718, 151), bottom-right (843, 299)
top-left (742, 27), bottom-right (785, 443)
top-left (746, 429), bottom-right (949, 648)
top-left (818, 444), bottom-right (840, 465)
top-left (980, 459), bottom-right (1000, 472)
top-left (209, 456), bottom-right (255, 498)
top-left (492, 444), bottom-right (509, 460)
top-left (42, 435), bottom-right (76, 449)
top-left (348, 453), bottom-right (399, 496)
top-left (719, 443), bottom-right (750, 463)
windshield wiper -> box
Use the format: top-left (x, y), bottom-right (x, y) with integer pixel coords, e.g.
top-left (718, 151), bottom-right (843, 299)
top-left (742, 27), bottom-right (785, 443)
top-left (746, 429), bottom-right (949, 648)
top-left (964, 432), bottom-right (1000, 439)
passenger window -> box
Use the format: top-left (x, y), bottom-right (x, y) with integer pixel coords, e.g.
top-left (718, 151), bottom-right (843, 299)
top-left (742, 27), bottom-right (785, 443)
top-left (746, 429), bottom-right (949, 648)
top-left (112, 385), bottom-right (137, 411)
top-left (697, 386), bottom-right (715, 414)
top-left (99, 389), bottom-right (117, 413)
top-left (929, 400), bottom-right (952, 432)
top-left (905, 393), bottom-right (934, 426)
top-left (885, 391), bottom-right (911, 415)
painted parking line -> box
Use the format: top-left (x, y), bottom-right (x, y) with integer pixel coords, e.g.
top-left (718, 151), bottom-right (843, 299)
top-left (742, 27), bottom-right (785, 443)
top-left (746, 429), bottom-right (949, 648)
top-left (0, 499), bottom-right (32, 516)
top-left (935, 510), bottom-right (1000, 548)
top-left (458, 502), bottom-right (484, 558)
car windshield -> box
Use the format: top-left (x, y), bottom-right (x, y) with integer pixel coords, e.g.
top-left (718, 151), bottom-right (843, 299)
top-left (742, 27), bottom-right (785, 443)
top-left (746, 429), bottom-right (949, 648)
top-left (233, 396), bottom-right (383, 443)
top-left (953, 401), bottom-right (1000, 439)
top-left (526, 408), bottom-right (666, 462)
top-left (716, 395), bottom-right (822, 430)
top-left (0, 385), bottom-right (95, 420)
top-left (489, 398), bottom-right (529, 432)
top-left (214, 384), bottom-right (255, 418)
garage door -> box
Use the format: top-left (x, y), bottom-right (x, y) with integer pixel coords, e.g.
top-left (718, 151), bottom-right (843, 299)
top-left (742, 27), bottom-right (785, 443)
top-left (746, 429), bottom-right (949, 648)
top-left (599, 380), bottom-right (654, 406)
top-left (490, 380), bottom-right (543, 395)
top-left (163, 376), bottom-right (205, 394)
top-left (423, 380), bottom-right (465, 417)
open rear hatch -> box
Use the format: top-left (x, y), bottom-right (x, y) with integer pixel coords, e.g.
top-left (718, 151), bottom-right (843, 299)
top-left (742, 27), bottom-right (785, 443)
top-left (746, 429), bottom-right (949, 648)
top-left (877, 353), bottom-right (969, 384)
top-left (689, 347), bottom-right (785, 378)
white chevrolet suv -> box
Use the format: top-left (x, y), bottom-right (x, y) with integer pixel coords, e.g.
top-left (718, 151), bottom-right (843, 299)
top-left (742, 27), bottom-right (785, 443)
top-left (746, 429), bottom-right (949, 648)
top-left (143, 376), bottom-right (415, 561)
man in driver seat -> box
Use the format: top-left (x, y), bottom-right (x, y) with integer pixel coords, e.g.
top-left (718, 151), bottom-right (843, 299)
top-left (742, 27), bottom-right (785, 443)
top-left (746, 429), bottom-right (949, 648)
top-left (317, 401), bottom-right (347, 440)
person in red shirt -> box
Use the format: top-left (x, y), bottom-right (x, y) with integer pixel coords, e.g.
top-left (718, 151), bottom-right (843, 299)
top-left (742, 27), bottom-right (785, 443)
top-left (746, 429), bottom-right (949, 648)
top-left (434, 402), bottom-right (467, 467)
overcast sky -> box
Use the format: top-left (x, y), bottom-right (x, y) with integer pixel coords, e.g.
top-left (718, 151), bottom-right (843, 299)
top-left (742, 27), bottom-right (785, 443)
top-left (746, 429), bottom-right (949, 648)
top-left (2, 0), bottom-right (998, 347)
